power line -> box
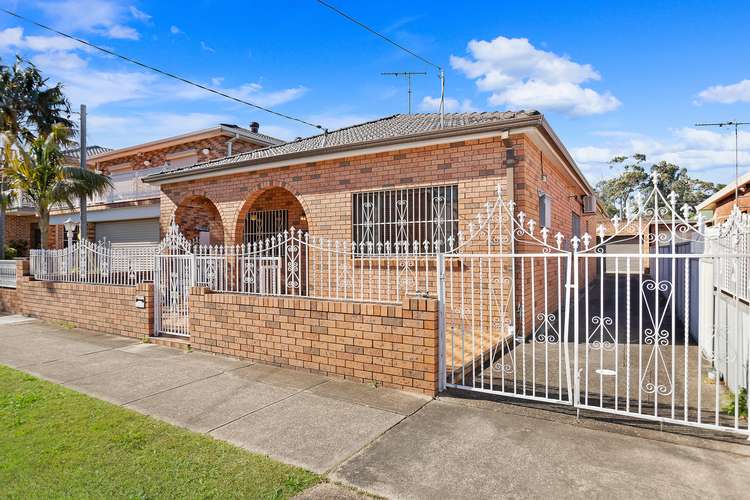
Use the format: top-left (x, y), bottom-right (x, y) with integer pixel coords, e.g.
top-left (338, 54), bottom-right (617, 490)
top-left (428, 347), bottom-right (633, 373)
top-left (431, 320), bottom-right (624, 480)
top-left (0, 8), bottom-right (326, 132)
top-left (315, 0), bottom-right (446, 126)
top-left (315, 0), bottom-right (441, 71)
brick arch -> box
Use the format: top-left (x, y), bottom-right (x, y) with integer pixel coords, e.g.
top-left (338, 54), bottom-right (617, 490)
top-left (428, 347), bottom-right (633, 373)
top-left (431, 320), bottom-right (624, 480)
top-left (233, 183), bottom-right (312, 245)
top-left (173, 194), bottom-right (225, 245)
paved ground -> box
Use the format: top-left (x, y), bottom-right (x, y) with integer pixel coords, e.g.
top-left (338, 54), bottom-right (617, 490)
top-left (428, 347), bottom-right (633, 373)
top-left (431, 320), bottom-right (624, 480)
top-left (2, 314), bottom-right (750, 499)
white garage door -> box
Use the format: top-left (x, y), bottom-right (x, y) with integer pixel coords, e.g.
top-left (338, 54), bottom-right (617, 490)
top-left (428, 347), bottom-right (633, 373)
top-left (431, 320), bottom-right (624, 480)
top-left (95, 218), bottom-right (160, 246)
top-left (604, 241), bottom-right (644, 274)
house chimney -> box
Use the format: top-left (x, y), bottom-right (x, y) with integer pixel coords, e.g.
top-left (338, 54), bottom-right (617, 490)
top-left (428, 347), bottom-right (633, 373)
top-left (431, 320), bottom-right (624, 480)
top-left (249, 122), bottom-right (260, 134)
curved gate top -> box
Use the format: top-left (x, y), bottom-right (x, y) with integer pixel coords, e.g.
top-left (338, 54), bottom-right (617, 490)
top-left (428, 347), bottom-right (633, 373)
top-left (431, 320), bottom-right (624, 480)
top-left (154, 221), bottom-right (194, 337)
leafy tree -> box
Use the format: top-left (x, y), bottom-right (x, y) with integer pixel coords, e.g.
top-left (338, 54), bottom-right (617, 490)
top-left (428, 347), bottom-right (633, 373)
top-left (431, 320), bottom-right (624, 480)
top-left (2, 125), bottom-right (110, 249)
top-left (595, 154), bottom-right (648, 217)
top-left (0, 56), bottom-right (74, 257)
top-left (595, 154), bottom-right (724, 217)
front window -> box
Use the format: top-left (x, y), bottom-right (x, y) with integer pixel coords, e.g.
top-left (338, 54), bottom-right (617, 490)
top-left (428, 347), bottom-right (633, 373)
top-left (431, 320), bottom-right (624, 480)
top-left (352, 185), bottom-right (459, 253)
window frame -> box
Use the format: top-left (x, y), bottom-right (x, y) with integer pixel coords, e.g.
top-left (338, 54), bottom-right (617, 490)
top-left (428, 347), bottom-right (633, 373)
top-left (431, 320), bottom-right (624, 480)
top-left (351, 184), bottom-right (459, 254)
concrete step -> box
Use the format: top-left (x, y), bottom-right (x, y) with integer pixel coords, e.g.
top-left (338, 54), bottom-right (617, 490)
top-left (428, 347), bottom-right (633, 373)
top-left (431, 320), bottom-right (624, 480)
top-left (148, 336), bottom-right (191, 351)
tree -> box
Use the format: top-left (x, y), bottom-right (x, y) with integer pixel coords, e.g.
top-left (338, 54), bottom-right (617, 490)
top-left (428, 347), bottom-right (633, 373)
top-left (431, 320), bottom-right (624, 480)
top-left (595, 154), bottom-right (648, 217)
top-left (595, 154), bottom-right (724, 217)
top-left (0, 56), bottom-right (74, 257)
top-left (2, 125), bottom-right (110, 249)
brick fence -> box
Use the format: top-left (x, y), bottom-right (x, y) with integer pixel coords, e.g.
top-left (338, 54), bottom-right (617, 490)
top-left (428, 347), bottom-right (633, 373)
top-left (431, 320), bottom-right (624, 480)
top-left (6, 258), bottom-right (441, 395)
top-left (17, 279), bottom-right (154, 339)
top-left (190, 288), bottom-right (440, 395)
top-left (3, 260), bottom-right (154, 338)
top-left (0, 260), bottom-right (25, 314)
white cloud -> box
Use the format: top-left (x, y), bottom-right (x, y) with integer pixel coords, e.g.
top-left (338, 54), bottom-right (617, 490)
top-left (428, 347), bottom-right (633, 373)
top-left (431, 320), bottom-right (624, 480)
top-left (36, 0), bottom-right (141, 40)
top-left (572, 127), bottom-right (750, 185)
top-left (419, 96), bottom-right (476, 113)
top-left (169, 25), bottom-right (184, 35)
top-left (696, 80), bottom-right (750, 104)
top-left (128, 6), bottom-right (151, 22)
top-left (200, 41), bottom-right (215, 53)
top-left (0, 27), bottom-right (81, 52)
top-left (451, 36), bottom-right (621, 116)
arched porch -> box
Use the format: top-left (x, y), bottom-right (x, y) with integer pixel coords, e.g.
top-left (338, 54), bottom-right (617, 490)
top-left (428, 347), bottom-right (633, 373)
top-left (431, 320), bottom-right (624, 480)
top-left (173, 195), bottom-right (225, 245)
top-left (234, 187), bottom-right (309, 245)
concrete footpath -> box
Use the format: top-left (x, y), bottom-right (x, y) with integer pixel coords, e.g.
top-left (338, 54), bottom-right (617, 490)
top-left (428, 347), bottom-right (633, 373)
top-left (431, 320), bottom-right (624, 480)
top-left (2, 315), bottom-right (750, 499)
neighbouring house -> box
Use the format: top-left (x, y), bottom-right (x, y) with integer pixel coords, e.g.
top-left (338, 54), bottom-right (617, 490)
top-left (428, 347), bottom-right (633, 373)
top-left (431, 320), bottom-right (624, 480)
top-left (697, 169), bottom-right (750, 223)
top-left (3, 123), bottom-right (282, 252)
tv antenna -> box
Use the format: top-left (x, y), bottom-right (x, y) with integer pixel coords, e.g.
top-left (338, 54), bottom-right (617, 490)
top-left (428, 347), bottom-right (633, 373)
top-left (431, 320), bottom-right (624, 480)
top-left (382, 71), bottom-right (427, 114)
top-left (695, 120), bottom-right (749, 204)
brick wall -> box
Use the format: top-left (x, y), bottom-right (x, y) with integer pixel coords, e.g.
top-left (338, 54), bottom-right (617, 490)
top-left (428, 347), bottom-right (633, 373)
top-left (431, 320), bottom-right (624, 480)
top-left (18, 279), bottom-right (154, 338)
top-left (3, 215), bottom-right (37, 252)
top-left (189, 288), bottom-right (440, 395)
top-left (160, 136), bottom-right (515, 246)
top-left (0, 287), bottom-right (17, 313)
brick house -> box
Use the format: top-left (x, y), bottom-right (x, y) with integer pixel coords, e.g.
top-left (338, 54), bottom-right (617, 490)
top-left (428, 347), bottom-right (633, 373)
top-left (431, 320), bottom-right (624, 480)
top-left (2, 123), bottom-right (282, 251)
top-left (697, 169), bottom-right (750, 223)
top-left (140, 112), bottom-right (604, 376)
top-left (145, 112), bottom-right (601, 248)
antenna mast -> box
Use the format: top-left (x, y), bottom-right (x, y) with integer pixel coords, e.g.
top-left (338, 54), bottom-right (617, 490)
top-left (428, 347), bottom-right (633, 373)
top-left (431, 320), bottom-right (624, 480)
top-left (382, 71), bottom-right (427, 114)
top-left (695, 120), bottom-right (749, 204)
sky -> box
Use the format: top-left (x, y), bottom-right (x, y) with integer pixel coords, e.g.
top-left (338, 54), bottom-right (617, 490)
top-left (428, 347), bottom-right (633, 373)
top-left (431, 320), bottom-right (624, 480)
top-left (0, 0), bottom-right (748, 185)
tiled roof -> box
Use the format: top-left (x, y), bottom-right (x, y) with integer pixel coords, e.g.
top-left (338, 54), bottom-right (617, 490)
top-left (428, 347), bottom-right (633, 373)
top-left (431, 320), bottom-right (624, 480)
top-left (146, 111), bottom-right (541, 180)
top-left (63, 145), bottom-right (113, 161)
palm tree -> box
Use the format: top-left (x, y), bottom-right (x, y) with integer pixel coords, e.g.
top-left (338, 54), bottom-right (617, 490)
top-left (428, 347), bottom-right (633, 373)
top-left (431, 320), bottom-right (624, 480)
top-left (3, 125), bottom-right (110, 249)
top-left (0, 56), bottom-right (74, 257)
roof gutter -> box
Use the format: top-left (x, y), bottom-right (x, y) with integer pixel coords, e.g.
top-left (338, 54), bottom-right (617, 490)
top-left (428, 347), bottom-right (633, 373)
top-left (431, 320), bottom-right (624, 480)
top-left (145, 115), bottom-right (545, 184)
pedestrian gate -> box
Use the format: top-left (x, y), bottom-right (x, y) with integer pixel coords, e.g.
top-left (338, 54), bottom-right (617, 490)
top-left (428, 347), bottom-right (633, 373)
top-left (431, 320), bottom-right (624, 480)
top-left (154, 222), bottom-right (194, 337)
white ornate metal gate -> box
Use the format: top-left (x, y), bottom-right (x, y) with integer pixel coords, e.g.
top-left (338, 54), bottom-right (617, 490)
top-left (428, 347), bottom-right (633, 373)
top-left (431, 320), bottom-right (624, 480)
top-left (154, 222), bottom-right (194, 337)
top-left (570, 174), bottom-right (749, 436)
top-left (438, 179), bottom-right (750, 437)
top-left (439, 186), bottom-right (574, 405)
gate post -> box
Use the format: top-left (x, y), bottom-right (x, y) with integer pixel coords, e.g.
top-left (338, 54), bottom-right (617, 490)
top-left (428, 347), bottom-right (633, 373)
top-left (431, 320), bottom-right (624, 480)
top-left (437, 253), bottom-right (446, 392)
top-left (572, 248), bottom-right (581, 407)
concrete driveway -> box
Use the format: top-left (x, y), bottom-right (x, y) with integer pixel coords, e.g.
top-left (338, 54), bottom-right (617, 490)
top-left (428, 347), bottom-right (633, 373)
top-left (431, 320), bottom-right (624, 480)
top-left (2, 315), bottom-right (749, 499)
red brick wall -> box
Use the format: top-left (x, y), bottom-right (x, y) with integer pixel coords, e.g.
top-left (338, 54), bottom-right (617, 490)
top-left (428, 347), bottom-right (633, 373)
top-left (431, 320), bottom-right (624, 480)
top-left (18, 279), bottom-right (154, 338)
top-left (95, 136), bottom-right (262, 175)
top-left (3, 215), bottom-right (37, 249)
top-left (0, 287), bottom-right (17, 313)
top-left (160, 136), bottom-right (515, 246)
top-left (715, 192), bottom-right (750, 221)
top-left (189, 288), bottom-right (440, 395)
top-left (175, 196), bottom-right (225, 244)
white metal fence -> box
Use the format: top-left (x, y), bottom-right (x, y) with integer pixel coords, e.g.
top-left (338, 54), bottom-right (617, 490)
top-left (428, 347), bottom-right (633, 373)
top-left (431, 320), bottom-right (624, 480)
top-left (0, 260), bottom-right (16, 288)
top-left (30, 241), bottom-right (157, 286)
top-left (21, 181), bottom-right (750, 438)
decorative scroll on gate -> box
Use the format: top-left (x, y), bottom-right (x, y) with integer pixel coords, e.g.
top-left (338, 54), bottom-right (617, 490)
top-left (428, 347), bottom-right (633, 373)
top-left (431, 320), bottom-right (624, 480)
top-left (154, 221), bottom-right (194, 337)
top-left (570, 173), bottom-right (750, 436)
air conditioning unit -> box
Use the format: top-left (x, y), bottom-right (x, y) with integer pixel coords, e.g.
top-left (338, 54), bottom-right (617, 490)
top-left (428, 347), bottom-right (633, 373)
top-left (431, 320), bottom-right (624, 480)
top-left (582, 195), bottom-right (597, 214)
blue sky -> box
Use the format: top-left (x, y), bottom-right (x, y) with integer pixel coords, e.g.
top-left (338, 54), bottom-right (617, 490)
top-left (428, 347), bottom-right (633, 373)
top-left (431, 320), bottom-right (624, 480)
top-left (0, 0), bottom-right (748, 184)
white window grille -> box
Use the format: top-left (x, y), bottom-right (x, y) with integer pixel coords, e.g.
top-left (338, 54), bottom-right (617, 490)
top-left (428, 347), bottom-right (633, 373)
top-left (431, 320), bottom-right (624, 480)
top-left (352, 185), bottom-right (459, 253)
top-left (244, 209), bottom-right (289, 245)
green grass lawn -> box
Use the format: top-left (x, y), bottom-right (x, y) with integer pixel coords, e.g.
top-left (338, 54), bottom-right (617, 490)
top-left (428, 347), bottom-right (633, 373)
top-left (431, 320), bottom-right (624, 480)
top-left (0, 365), bottom-right (320, 499)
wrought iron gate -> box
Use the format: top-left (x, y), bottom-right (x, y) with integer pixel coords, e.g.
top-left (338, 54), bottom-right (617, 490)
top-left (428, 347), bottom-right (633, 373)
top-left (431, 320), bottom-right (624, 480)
top-left (439, 179), bottom-right (750, 437)
top-left (154, 222), bottom-right (194, 337)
